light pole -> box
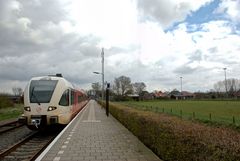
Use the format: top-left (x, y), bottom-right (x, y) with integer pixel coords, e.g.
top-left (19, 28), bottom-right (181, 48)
top-left (180, 77), bottom-right (182, 93)
top-left (223, 68), bottom-right (227, 94)
top-left (93, 48), bottom-right (104, 101)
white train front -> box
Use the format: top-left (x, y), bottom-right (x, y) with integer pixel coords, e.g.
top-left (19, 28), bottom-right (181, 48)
top-left (19, 74), bottom-right (88, 130)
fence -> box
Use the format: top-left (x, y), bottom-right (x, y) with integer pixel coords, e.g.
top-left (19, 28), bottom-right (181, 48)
top-left (122, 102), bottom-right (240, 126)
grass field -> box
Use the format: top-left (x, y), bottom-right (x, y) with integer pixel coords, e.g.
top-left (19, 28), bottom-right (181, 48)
top-left (119, 100), bottom-right (240, 126)
top-left (0, 104), bottom-right (23, 121)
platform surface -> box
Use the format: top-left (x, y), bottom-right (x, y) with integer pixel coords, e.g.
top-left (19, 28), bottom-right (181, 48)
top-left (37, 100), bottom-right (161, 161)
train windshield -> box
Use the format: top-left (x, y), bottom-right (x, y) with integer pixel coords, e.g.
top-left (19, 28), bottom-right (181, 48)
top-left (29, 80), bottom-right (58, 103)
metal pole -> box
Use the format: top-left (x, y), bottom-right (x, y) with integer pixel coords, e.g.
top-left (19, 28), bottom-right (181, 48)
top-left (106, 83), bottom-right (110, 116)
top-left (101, 48), bottom-right (104, 102)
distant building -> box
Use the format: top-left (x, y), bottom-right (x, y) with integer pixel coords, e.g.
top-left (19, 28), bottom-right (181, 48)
top-left (169, 90), bottom-right (195, 100)
top-left (180, 91), bottom-right (195, 99)
top-left (153, 91), bottom-right (168, 99)
top-left (142, 92), bottom-right (154, 100)
top-left (127, 94), bottom-right (140, 101)
top-left (234, 91), bottom-right (240, 99)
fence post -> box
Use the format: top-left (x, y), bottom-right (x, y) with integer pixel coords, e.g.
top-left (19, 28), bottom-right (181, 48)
top-left (170, 108), bottom-right (172, 114)
top-left (233, 116), bottom-right (235, 125)
top-left (162, 108), bottom-right (164, 113)
top-left (209, 113), bottom-right (212, 121)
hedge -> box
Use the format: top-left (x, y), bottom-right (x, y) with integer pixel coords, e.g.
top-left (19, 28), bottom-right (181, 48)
top-left (99, 102), bottom-right (240, 161)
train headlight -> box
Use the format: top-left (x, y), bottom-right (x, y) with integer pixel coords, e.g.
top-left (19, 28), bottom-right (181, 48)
top-left (48, 106), bottom-right (57, 111)
top-left (24, 106), bottom-right (31, 112)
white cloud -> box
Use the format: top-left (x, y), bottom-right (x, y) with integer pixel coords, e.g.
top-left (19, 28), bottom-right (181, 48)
top-left (67, 0), bottom-right (139, 48)
top-left (215, 0), bottom-right (240, 22)
top-left (0, 0), bottom-right (239, 94)
top-left (137, 0), bottom-right (213, 28)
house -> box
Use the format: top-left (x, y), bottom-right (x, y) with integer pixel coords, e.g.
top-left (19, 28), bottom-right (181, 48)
top-left (181, 91), bottom-right (195, 99)
top-left (153, 91), bottom-right (169, 99)
top-left (234, 91), bottom-right (240, 99)
top-left (127, 94), bottom-right (140, 101)
top-left (169, 90), bottom-right (195, 100)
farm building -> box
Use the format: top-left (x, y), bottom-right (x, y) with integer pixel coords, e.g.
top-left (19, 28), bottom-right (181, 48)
top-left (153, 91), bottom-right (169, 99)
top-left (169, 90), bottom-right (195, 100)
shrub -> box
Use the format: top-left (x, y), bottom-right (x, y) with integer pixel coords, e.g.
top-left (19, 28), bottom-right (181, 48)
top-left (100, 102), bottom-right (240, 161)
top-left (0, 96), bottom-right (14, 109)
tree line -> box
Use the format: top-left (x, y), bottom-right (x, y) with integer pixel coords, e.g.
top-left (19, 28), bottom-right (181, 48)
top-left (213, 78), bottom-right (240, 97)
top-left (91, 76), bottom-right (240, 100)
top-left (91, 75), bottom-right (146, 100)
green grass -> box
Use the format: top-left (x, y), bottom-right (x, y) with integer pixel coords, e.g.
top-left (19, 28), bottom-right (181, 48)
top-left (0, 104), bottom-right (23, 121)
top-left (119, 100), bottom-right (240, 126)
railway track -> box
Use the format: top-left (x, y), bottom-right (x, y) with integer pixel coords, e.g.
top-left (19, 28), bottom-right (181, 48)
top-left (0, 130), bottom-right (58, 161)
top-left (0, 121), bottom-right (24, 135)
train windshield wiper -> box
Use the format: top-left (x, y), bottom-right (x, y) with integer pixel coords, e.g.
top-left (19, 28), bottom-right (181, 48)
top-left (30, 87), bottom-right (41, 105)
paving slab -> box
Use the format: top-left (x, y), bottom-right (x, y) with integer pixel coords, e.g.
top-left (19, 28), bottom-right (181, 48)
top-left (37, 100), bottom-right (162, 161)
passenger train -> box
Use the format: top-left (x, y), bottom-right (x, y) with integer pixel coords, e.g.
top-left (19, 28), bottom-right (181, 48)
top-left (19, 74), bottom-right (88, 130)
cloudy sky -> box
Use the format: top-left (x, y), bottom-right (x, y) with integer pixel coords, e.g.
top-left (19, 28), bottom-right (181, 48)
top-left (0, 0), bottom-right (239, 93)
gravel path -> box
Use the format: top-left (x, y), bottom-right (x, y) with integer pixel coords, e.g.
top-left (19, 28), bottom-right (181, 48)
top-left (0, 126), bottom-right (34, 153)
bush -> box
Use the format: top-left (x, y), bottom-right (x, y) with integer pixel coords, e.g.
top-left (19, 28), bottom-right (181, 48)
top-left (0, 96), bottom-right (14, 108)
top-left (100, 102), bottom-right (240, 161)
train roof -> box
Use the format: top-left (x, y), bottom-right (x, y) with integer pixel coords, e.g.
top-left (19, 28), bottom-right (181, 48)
top-left (30, 75), bottom-right (74, 89)
top-left (29, 74), bottom-right (86, 94)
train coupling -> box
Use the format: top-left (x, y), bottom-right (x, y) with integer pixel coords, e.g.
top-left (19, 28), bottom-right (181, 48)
top-left (31, 119), bottom-right (41, 128)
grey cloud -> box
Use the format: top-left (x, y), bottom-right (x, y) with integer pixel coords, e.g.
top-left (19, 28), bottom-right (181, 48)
top-left (152, 75), bottom-right (179, 86)
top-left (19, 0), bottom-right (68, 26)
top-left (205, 47), bottom-right (239, 65)
top-left (0, 0), bottom-right (70, 57)
top-left (173, 65), bottom-right (197, 75)
top-left (137, 0), bottom-right (197, 28)
top-left (108, 45), bottom-right (139, 55)
top-left (0, 0), bottom-right (103, 90)
top-left (188, 50), bottom-right (203, 62)
top-left (208, 47), bottom-right (218, 53)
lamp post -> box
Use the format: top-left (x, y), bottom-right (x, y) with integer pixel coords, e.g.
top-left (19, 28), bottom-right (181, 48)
top-left (223, 68), bottom-right (227, 95)
top-left (93, 48), bottom-right (104, 101)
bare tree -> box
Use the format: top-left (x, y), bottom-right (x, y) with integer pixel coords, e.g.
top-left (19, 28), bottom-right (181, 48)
top-left (213, 78), bottom-right (240, 97)
top-left (114, 76), bottom-right (133, 96)
top-left (91, 83), bottom-right (101, 97)
top-left (12, 87), bottom-right (23, 96)
top-left (92, 82), bottom-right (101, 91)
top-left (214, 81), bottom-right (224, 93)
top-left (133, 82), bottom-right (146, 95)
top-left (114, 78), bottom-right (121, 95)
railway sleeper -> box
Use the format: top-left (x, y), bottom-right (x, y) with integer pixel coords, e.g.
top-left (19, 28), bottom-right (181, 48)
top-left (11, 151), bottom-right (33, 156)
top-left (8, 155), bottom-right (31, 160)
top-left (16, 148), bottom-right (36, 152)
top-left (20, 144), bottom-right (41, 148)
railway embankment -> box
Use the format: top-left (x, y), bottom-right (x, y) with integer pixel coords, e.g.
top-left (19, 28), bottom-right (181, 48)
top-left (99, 102), bottom-right (240, 161)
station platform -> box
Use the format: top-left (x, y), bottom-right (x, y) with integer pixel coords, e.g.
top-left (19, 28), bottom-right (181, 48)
top-left (36, 100), bottom-right (161, 161)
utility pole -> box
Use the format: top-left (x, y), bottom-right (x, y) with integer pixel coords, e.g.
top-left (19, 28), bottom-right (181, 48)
top-left (101, 48), bottom-right (104, 102)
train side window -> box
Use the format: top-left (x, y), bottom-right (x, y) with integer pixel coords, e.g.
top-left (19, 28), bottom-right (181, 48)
top-left (78, 95), bottom-right (81, 103)
top-left (59, 90), bottom-right (69, 106)
top-left (71, 90), bottom-right (75, 105)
